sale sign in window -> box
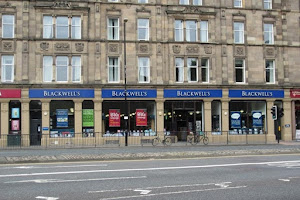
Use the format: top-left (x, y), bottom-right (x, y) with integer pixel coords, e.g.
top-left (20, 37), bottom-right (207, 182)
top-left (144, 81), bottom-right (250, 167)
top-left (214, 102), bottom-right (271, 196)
top-left (136, 109), bottom-right (147, 126)
top-left (109, 109), bottom-right (120, 127)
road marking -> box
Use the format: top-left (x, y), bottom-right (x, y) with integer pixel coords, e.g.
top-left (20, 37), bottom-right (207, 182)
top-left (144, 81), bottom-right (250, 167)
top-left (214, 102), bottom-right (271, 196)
top-left (89, 182), bottom-right (232, 194)
top-left (1, 160), bottom-right (299, 178)
top-left (134, 190), bottom-right (151, 195)
top-left (268, 161), bottom-right (300, 169)
top-left (36, 196), bottom-right (59, 200)
top-left (2, 164), bottom-right (108, 170)
top-left (98, 186), bottom-right (247, 200)
top-left (5, 176), bottom-right (147, 184)
top-left (278, 179), bottom-right (290, 182)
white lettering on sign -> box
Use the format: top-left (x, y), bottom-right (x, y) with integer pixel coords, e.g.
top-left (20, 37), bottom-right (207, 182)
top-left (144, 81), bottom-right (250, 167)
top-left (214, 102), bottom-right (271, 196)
top-left (110, 113), bottom-right (119, 119)
top-left (242, 91), bottom-right (273, 97)
top-left (112, 91), bottom-right (148, 97)
top-left (43, 91), bottom-right (81, 97)
top-left (177, 91), bottom-right (211, 97)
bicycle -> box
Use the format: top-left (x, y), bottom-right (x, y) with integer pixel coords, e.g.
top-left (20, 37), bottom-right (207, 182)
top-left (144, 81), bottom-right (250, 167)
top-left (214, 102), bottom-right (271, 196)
top-left (187, 132), bottom-right (209, 145)
top-left (152, 135), bottom-right (172, 146)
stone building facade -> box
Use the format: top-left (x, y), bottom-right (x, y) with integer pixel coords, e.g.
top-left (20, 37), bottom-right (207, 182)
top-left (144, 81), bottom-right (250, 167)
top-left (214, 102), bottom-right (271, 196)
top-left (0, 0), bottom-right (299, 147)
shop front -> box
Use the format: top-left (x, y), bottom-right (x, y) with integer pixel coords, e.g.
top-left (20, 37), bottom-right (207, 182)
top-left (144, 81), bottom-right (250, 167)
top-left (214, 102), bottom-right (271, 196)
top-left (163, 89), bottom-right (222, 141)
top-left (0, 89), bottom-right (22, 147)
top-left (102, 89), bottom-right (157, 145)
top-left (290, 89), bottom-right (300, 141)
top-left (228, 89), bottom-right (284, 143)
top-left (29, 89), bottom-right (94, 146)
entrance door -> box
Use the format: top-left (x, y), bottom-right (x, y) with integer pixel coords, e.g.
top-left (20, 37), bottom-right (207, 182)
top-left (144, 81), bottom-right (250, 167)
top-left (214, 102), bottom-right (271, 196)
top-left (30, 119), bottom-right (41, 146)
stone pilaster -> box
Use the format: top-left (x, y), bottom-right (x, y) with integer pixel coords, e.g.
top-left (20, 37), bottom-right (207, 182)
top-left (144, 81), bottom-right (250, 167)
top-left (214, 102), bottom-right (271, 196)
top-left (266, 100), bottom-right (276, 143)
top-left (21, 99), bottom-right (30, 147)
top-left (41, 100), bottom-right (50, 147)
top-left (74, 100), bottom-right (83, 138)
top-left (204, 100), bottom-right (212, 133)
top-left (282, 99), bottom-right (292, 141)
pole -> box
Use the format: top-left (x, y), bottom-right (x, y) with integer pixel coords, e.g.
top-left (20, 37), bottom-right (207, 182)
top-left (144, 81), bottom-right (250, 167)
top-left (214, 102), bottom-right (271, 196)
top-left (124, 18), bottom-right (128, 146)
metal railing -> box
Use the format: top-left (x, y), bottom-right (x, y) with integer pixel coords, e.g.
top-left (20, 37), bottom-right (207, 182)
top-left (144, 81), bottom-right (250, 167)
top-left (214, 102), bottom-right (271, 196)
top-left (0, 131), bottom-right (268, 149)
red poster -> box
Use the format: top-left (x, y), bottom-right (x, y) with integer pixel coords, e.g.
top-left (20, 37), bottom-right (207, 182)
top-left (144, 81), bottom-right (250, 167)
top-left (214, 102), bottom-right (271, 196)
top-left (290, 89), bottom-right (300, 98)
top-left (136, 109), bottom-right (147, 126)
top-left (11, 120), bottom-right (20, 131)
top-left (0, 89), bottom-right (21, 98)
top-left (109, 109), bottom-right (120, 127)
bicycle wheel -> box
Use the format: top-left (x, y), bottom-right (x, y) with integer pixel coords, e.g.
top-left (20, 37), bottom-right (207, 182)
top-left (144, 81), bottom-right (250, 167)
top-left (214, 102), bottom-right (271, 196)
top-left (164, 137), bottom-right (172, 146)
top-left (190, 136), bottom-right (198, 145)
top-left (203, 137), bottom-right (209, 145)
top-left (152, 138), bottom-right (159, 146)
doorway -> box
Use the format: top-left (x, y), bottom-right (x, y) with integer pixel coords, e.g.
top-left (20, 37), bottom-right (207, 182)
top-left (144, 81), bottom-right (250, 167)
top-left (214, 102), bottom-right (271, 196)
top-left (30, 101), bottom-right (42, 146)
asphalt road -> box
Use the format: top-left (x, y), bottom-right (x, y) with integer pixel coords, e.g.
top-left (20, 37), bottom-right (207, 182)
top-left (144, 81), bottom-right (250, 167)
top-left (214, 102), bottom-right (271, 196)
top-left (0, 154), bottom-right (299, 200)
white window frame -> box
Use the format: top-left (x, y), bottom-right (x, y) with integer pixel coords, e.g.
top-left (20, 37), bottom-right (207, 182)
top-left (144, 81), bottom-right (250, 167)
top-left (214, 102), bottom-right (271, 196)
top-left (175, 58), bottom-right (184, 83)
top-left (72, 56), bottom-right (81, 82)
top-left (264, 23), bottom-right (274, 44)
top-left (108, 0), bottom-right (119, 2)
top-left (108, 57), bottom-right (120, 83)
top-left (138, 0), bottom-right (148, 3)
top-left (187, 58), bottom-right (198, 82)
top-left (200, 21), bottom-right (208, 42)
top-left (186, 20), bottom-right (197, 42)
top-left (266, 60), bottom-right (275, 84)
top-left (2, 15), bottom-right (14, 38)
top-left (175, 20), bottom-right (184, 42)
top-left (234, 0), bottom-right (242, 8)
top-left (108, 18), bottom-right (119, 40)
top-left (71, 16), bottom-right (81, 39)
top-left (1, 55), bottom-right (14, 83)
top-left (234, 22), bottom-right (244, 44)
top-left (235, 59), bottom-right (245, 83)
top-left (43, 16), bottom-right (53, 39)
top-left (56, 56), bottom-right (69, 82)
top-left (179, 0), bottom-right (189, 5)
top-left (56, 16), bottom-right (69, 39)
top-left (264, 0), bottom-right (272, 9)
top-left (43, 56), bottom-right (53, 82)
top-left (138, 19), bottom-right (149, 41)
top-left (201, 58), bottom-right (209, 83)
top-left (138, 57), bottom-right (150, 83)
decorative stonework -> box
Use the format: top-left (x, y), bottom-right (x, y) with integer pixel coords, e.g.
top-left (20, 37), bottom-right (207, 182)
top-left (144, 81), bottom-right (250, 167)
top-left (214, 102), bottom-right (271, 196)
top-left (75, 43), bottom-right (84, 52)
top-left (96, 43), bottom-right (100, 53)
top-left (173, 45), bottom-right (181, 54)
top-left (157, 44), bottom-right (162, 54)
top-left (53, 1), bottom-right (70, 8)
top-left (136, 6), bottom-right (151, 13)
top-left (265, 47), bottom-right (275, 57)
top-left (222, 45), bottom-right (227, 57)
top-left (54, 43), bottom-right (70, 51)
top-left (186, 45), bottom-right (199, 54)
top-left (204, 46), bottom-right (212, 54)
top-left (235, 46), bottom-right (245, 56)
top-left (139, 44), bottom-right (149, 53)
top-left (109, 44), bottom-right (118, 53)
top-left (2, 42), bottom-right (13, 51)
top-left (40, 42), bottom-right (49, 51)
top-left (23, 42), bottom-right (28, 52)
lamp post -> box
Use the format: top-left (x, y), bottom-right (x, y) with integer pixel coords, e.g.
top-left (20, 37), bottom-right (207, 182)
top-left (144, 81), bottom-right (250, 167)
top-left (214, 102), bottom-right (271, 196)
top-left (124, 18), bottom-right (128, 146)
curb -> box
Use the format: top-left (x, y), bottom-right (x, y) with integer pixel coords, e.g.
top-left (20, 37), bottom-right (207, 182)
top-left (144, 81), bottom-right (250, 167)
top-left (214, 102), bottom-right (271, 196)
top-left (1, 148), bottom-right (300, 164)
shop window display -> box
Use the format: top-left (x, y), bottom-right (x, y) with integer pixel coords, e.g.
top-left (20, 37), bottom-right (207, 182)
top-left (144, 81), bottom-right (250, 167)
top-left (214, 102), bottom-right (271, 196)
top-left (229, 101), bottom-right (266, 135)
top-left (212, 101), bottom-right (221, 134)
top-left (102, 101), bottom-right (156, 136)
top-left (9, 100), bottom-right (21, 134)
top-left (82, 100), bottom-right (94, 137)
top-left (50, 100), bottom-right (75, 138)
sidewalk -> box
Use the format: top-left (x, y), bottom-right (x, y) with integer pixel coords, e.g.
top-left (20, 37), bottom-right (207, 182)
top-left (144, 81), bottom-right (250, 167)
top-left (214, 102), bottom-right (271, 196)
top-left (0, 142), bottom-right (299, 164)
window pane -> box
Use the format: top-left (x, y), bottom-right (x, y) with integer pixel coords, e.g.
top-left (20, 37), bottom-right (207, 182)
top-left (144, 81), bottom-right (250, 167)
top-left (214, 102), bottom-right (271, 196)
top-left (193, 0), bottom-right (202, 5)
top-left (175, 58), bottom-right (184, 82)
top-left (43, 56), bottom-right (52, 82)
top-left (108, 58), bottom-right (119, 82)
top-left (138, 19), bottom-right (149, 40)
top-left (108, 19), bottom-right (119, 40)
top-left (56, 17), bottom-right (69, 38)
top-left (201, 59), bottom-right (208, 82)
top-left (175, 20), bottom-right (183, 41)
top-left (2, 15), bottom-right (14, 38)
top-left (200, 21), bottom-right (208, 42)
top-left (234, 22), bottom-right (244, 43)
top-left (72, 56), bottom-right (81, 82)
top-left (2, 55), bottom-right (14, 82)
top-left (139, 57), bottom-right (150, 83)
top-left (186, 21), bottom-right (197, 42)
top-left (72, 17), bottom-right (81, 39)
top-left (56, 56), bottom-right (68, 82)
top-left (43, 16), bottom-right (53, 38)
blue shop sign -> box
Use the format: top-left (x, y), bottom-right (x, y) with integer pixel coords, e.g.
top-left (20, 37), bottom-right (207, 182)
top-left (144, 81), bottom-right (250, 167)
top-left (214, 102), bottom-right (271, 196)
top-left (102, 89), bottom-right (157, 98)
top-left (164, 89), bottom-right (222, 98)
top-left (29, 89), bottom-right (94, 98)
top-left (229, 90), bottom-right (284, 98)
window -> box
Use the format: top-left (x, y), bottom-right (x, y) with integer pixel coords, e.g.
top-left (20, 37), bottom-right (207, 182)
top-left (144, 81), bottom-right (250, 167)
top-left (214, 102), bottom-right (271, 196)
top-left (200, 21), bottom-right (208, 42)
top-left (234, 22), bottom-right (244, 44)
top-left (201, 58), bottom-right (209, 83)
top-left (187, 58), bottom-right (198, 82)
top-left (108, 57), bottom-right (119, 83)
top-left (234, 0), bottom-right (242, 7)
top-left (179, 0), bottom-right (189, 5)
top-left (138, 0), bottom-right (148, 3)
top-left (193, 0), bottom-right (202, 5)
top-left (138, 57), bottom-right (150, 83)
top-left (108, 18), bottom-right (119, 40)
top-left (186, 21), bottom-right (197, 42)
top-left (175, 58), bottom-right (184, 83)
top-left (138, 19), bottom-right (149, 41)
top-left (2, 15), bottom-right (14, 38)
top-left (71, 17), bottom-right (81, 39)
top-left (1, 55), bottom-right (14, 82)
top-left (264, 0), bottom-right (272, 9)
top-left (264, 23), bottom-right (274, 44)
top-left (43, 56), bottom-right (53, 82)
top-left (72, 56), bottom-right (81, 82)
top-left (43, 16), bottom-right (81, 39)
top-left (235, 59), bottom-right (245, 83)
top-left (175, 20), bottom-right (184, 42)
top-left (266, 60), bottom-right (275, 83)
top-left (56, 56), bottom-right (68, 82)
top-left (108, 0), bottom-right (119, 2)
